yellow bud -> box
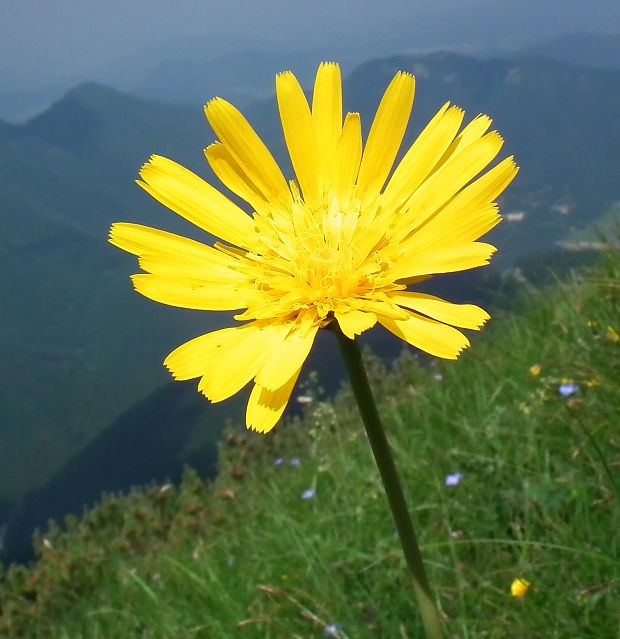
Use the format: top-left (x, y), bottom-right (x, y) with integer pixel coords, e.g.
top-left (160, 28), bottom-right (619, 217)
top-left (511, 578), bottom-right (531, 597)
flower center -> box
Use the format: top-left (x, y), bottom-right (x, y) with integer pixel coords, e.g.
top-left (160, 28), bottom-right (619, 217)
top-left (296, 244), bottom-right (350, 298)
top-left (241, 195), bottom-right (395, 322)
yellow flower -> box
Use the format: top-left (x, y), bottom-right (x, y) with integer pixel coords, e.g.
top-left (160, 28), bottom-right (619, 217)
top-left (510, 577), bottom-right (531, 597)
top-left (529, 364), bottom-right (542, 377)
top-left (606, 325), bottom-right (619, 343)
top-left (110, 63), bottom-right (518, 433)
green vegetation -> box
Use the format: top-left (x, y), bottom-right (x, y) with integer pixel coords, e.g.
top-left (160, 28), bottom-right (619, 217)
top-left (566, 202), bottom-right (620, 246)
top-left (1, 246), bottom-right (618, 638)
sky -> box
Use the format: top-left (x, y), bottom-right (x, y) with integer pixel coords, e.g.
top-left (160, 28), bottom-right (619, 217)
top-left (1, 0), bottom-right (619, 106)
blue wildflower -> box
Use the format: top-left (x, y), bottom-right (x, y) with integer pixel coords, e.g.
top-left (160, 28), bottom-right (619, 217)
top-left (445, 472), bottom-right (464, 487)
top-left (559, 383), bottom-right (579, 398)
top-left (324, 623), bottom-right (342, 637)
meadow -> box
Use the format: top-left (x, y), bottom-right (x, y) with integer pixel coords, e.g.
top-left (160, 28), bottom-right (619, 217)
top-left (0, 247), bottom-right (618, 638)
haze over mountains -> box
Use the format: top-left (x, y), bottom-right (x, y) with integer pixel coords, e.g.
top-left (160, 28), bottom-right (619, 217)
top-left (2, 35), bottom-right (620, 564)
top-left (2, 21), bottom-right (619, 126)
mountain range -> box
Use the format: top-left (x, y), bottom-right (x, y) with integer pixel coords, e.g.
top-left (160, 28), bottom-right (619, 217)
top-left (1, 46), bottom-right (619, 564)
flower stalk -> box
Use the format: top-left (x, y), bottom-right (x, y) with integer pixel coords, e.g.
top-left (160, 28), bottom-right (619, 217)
top-left (333, 323), bottom-right (444, 639)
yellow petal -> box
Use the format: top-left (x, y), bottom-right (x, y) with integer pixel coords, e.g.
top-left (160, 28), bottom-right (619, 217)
top-left (198, 323), bottom-right (287, 402)
top-left (131, 273), bottom-right (260, 311)
top-left (397, 158), bottom-right (517, 253)
top-left (402, 205), bottom-right (501, 252)
top-left (379, 313), bottom-right (470, 359)
top-left (312, 62), bottom-right (343, 182)
top-left (276, 71), bottom-right (320, 205)
top-left (246, 368), bottom-right (302, 433)
top-left (204, 142), bottom-right (267, 212)
top-left (356, 72), bottom-right (415, 199)
top-left (109, 223), bottom-right (237, 267)
top-left (392, 242), bottom-right (497, 280)
top-left (393, 131), bottom-right (504, 241)
top-left (334, 112), bottom-right (362, 202)
top-left (388, 292), bottom-right (490, 329)
top-left (382, 103), bottom-right (463, 209)
top-left (456, 114), bottom-right (493, 146)
top-left (435, 113), bottom-right (493, 170)
top-left (358, 299), bottom-right (410, 320)
top-left (109, 222), bottom-right (249, 284)
top-left (165, 323), bottom-right (282, 403)
top-left (165, 324), bottom-right (259, 381)
top-left (441, 156), bottom-right (519, 212)
top-left (136, 253), bottom-right (249, 282)
top-left (138, 155), bottom-right (257, 249)
top-left (255, 322), bottom-right (318, 390)
top-left (334, 309), bottom-right (378, 339)
top-left (204, 98), bottom-right (291, 204)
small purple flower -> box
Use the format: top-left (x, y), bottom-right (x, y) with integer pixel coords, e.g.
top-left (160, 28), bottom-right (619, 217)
top-left (324, 623), bottom-right (342, 637)
top-left (274, 458), bottom-right (284, 466)
top-left (559, 383), bottom-right (579, 398)
top-left (445, 472), bottom-right (464, 487)
top-left (302, 488), bottom-right (316, 500)
top-left (290, 457), bottom-right (301, 467)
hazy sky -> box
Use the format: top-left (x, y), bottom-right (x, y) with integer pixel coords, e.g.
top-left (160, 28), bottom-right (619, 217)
top-left (2, 0), bottom-right (619, 90)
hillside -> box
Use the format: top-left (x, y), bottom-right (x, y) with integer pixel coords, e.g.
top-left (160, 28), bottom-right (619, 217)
top-left (344, 52), bottom-right (620, 267)
top-left (2, 51), bottom-right (620, 508)
top-left (0, 84), bottom-right (233, 501)
top-left (0, 382), bottom-right (240, 564)
top-left (0, 245), bottom-right (618, 637)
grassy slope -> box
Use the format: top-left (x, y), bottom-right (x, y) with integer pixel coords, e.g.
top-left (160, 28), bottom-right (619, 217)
top-left (1, 249), bottom-right (618, 637)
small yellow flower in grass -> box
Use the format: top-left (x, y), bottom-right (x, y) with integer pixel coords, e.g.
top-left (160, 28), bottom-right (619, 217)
top-left (511, 578), bottom-right (531, 597)
top-left (606, 325), bottom-right (620, 343)
top-left (529, 363), bottom-right (542, 377)
top-left (110, 63), bottom-right (518, 433)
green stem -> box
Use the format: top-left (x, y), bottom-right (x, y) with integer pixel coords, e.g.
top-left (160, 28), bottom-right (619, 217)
top-left (333, 325), bottom-right (443, 639)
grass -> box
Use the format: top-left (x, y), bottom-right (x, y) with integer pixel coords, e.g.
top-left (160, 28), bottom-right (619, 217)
top-left (1, 247), bottom-right (619, 638)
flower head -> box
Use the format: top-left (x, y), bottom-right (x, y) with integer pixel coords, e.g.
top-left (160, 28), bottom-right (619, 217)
top-left (510, 577), bottom-right (531, 597)
top-left (110, 63), bottom-right (518, 433)
top-left (529, 364), bottom-right (542, 377)
top-left (559, 383), bottom-right (579, 398)
top-left (445, 472), bottom-right (464, 487)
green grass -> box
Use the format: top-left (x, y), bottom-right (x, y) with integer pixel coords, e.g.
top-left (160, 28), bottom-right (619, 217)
top-left (1, 248), bottom-right (619, 638)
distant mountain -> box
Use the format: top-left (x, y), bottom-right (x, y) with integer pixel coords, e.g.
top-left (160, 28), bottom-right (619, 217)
top-left (0, 120), bottom-right (13, 143)
top-left (2, 51), bottom-right (619, 514)
top-left (135, 49), bottom-right (322, 109)
top-left (0, 86), bottom-right (70, 124)
top-left (0, 84), bottom-right (233, 502)
top-left (0, 381), bottom-right (236, 565)
top-left (512, 32), bottom-right (620, 70)
top-left (343, 52), bottom-right (620, 266)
